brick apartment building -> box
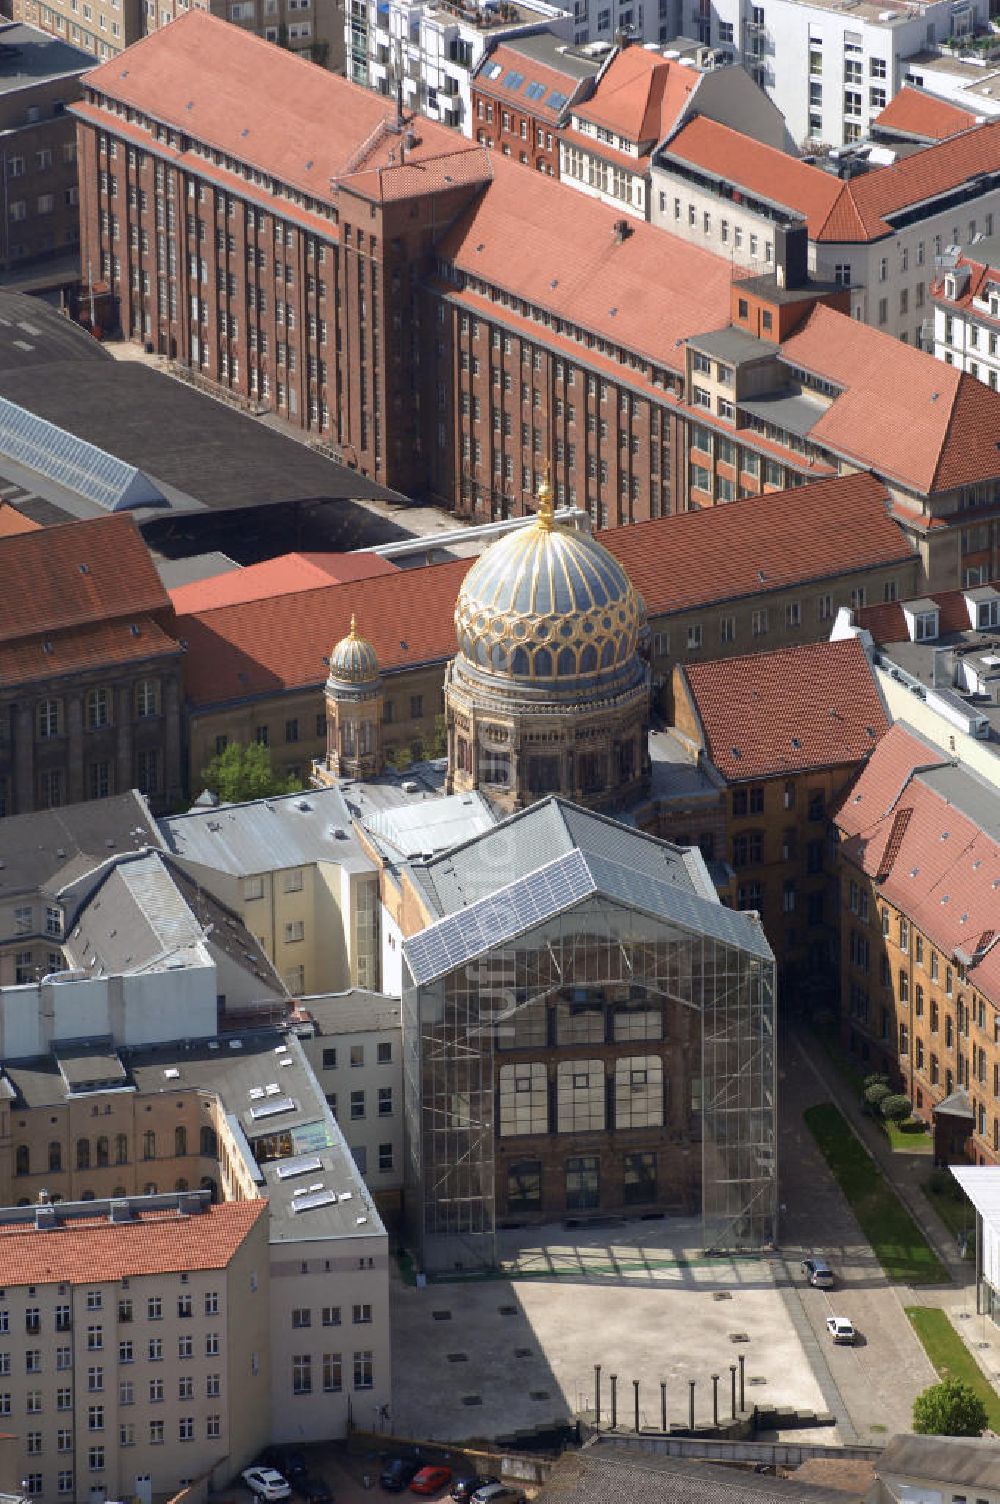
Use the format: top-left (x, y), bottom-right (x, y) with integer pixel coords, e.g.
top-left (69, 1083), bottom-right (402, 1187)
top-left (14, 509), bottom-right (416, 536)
top-left (0, 514), bottom-right (184, 818)
top-left (836, 721), bottom-right (1000, 1166)
top-left (0, 24), bottom-right (90, 272)
top-left (673, 636), bottom-right (890, 996)
top-left (74, 12), bottom-right (1000, 579)
top-left (470, 32), bottom-right (605, 178)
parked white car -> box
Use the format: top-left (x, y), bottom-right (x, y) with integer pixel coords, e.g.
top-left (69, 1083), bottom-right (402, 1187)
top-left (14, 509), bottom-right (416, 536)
top-left (243, 1468), bottom-right (292, 1501)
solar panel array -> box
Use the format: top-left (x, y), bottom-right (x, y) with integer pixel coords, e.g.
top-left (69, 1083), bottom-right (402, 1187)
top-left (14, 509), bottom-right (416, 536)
top-left (585, 852), bottom-right (773, 961)
top-left (0, 396), bottom-right (163, 512)
top-left (404, 847), bottom-right (594, 986)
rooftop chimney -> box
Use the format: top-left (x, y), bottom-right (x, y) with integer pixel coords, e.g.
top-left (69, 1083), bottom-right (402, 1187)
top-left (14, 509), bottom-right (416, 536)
top-left (774, 220), bottom-right (808, 292)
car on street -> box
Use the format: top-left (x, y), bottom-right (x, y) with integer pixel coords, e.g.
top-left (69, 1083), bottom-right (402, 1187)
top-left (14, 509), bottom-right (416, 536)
top-left (381, 1459), bottom-right (421, 1492)
top-left (411, 1467), bottom-right (452, 1495)
top-left (243, 1468), bottom-right (292, 1502)
top-left (452, 1478), bottom-right (498, 1502)
top-left (296, 1478), bottom-right (333, 1504)
top-left (801, 1256), bottom-right (835, 1289)
top-left (826, 1315), bottom-right (856, 1345)
top-left (469, 1488), bottom-right (525, 1504)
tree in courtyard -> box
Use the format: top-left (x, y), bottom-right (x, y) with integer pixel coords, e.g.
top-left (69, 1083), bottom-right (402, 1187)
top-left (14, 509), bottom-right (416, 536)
top-left (913, 1378), bottom-right (987, 1437)
top-left (199, 742), bottom-right (302, 803)
top-left (864, 1081), bottom-right (892, 1112)
top-left (880, 1093), bottom-right (914, 1123)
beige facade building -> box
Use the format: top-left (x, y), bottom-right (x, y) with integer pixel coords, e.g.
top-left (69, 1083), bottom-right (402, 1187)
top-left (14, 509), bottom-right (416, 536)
top-left (0, 1193), bottom-right (270, 1504)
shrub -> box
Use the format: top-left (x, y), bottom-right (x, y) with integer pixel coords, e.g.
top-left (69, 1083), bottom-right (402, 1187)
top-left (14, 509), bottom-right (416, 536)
top-left (864, 1081), bottom-right (892, 1110)
top-left (881, 1093), bottom-right (914, 1123)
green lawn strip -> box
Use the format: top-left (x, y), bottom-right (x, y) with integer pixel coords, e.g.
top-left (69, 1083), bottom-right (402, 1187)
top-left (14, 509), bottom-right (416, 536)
top-left (905, 1306), bottom-right (1000, 1430)
top-left (804, 1103), bottom-right (949, 1285)
top-left (922, 1177), bottom-right (976, 1260)
top-left (883, 1118), bottom-right (933, 1154)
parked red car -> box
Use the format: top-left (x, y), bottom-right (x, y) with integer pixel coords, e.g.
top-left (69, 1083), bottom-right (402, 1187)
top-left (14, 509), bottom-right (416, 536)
top-left (410, 1467), bottom-right (453, 1496)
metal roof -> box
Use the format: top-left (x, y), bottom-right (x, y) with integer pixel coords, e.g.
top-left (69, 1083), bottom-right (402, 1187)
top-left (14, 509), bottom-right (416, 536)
top-left (951, 1164), bottom-right (1000, 1230)
top-left (159, 787), bottom-right (375, 878)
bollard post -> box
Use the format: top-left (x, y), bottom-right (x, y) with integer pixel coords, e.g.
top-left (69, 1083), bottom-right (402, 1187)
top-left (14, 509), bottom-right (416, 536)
top-left (660, 1379), bottom-right (667, 1433)
top-left (712, 1373), bottom-right (720, 1427)
top-left (688, 1378), bottom-right (695, 1431)
top-left (610, 1372), bottom-right (618, 1430)
top-left (594, 1365), bottom-right (601, 1430)
top-left (738, 1353), bottom-right (745, 1412)
top-left (730, 1364), bottom-right (737, 1419)
top-left (633, 1378), bottom-right (640, 1433)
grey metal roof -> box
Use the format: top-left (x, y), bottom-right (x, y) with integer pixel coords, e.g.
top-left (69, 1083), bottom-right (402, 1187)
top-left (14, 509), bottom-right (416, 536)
top-left (0, 791), bottom-right (161, 905)
top-left (494, 29), bottom-right (605, 81)
top-left (738, 390), bottom-right (829, 439)
top-left (299, 989), bottom-right (402, 1036)
top-left (877, 1431), bottom-right (1000, 1489)
top-left (934, 1086), bottom-right (974, 1118)
top-left (66, 852), bottom-right (210, 977)
top-left (159, 787), bottom-right (375, 878)
top-left (403, 800), bottom-right (772, 986)
top-left (686, 327), bottom-right (777, 364)
top-left (358, 790), bottom-right (495, 860)
top-left (0, 23), bottom-right (92, 91)
top-left (916, 760), bottom-right (1000, 842)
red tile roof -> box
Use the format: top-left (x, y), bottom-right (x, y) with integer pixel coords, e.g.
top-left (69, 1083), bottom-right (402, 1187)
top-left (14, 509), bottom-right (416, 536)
top-left (474, 43), bottom-right (588, 118)
top-left (169, 551), bottom-right (396, 614)
top-left (572, 45), bottom-right (698, 144)
top-left (835, 723), bottom-right (1000, 1004)
top-left (930, 250), bottom-right (1000, 318)
top-left (663, 114), bottom-right (1000, 243)
top-left (0, 619), bottom-right (179, 690)
top-left (606, 472), bottom-right (912, 617)
top-left (0, 515), bottom-right (171, 643)
top-left (180, 479), bottom-right (912, 707)
top-left (177, 557), bottom-right (471, 707)
top-left (0, 504), bottom-right (41, 537)
top-left (873, 85), bottom-right (977, 142)
top-left (437, 149), bottom-right (733, 372)
top-left (678, 636), bottom-right (889, 781)
top-left (855, 584), bottom-right (989, 644)
top-left (0, 1199), bottom-right (267, 1286)
top-left (81, 10), bottom-right (487, 207)
top-left (780, 304), bottom-right (1000, 494)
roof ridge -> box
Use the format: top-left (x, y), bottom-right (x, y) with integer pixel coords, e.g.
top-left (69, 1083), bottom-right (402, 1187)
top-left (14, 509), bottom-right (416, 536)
top-left (928, 373), bottom-right (977, 493)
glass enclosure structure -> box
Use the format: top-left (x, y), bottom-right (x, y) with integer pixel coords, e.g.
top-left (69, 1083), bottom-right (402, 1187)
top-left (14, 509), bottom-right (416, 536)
top-left (402, 846), bottom-right (776, 1272)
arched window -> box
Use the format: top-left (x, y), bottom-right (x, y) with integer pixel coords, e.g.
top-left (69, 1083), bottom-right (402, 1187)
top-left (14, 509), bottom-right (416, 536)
top-left (534, 647), bottom-right (552, 678)
top-left (142, 1131), bottom-right (156, 1161)
top-left (48, 1141), bottom-right (61, 1173)
top-left (15, 1144), bottom-right (29, 1177)
top-left (200, 1176), bottom-right (218, 1204)
top-left (76, 1138), bottom-right (90, 1171)
top-left (557, 646), bottom-right (576, 677)
top-left (112, 1186), bottom-right (127, 1199)
top-left (175, 1178), bottom-right (189, 1192)
top-left (143, 1183), bottom-right (157, 1195)
top-left (81, 1189), bottom-right (95, 1202)
top-left (580, 645), bottom-right (597, 674)
top-left (96, 1136), bottom-right (109, 1168)
top-left (200, 1126), bottom-right (217, 1158)
top-left (174, 1126), bottom-right (187, 1158)
top-left (115, 1134), bottom-right (128, 1165)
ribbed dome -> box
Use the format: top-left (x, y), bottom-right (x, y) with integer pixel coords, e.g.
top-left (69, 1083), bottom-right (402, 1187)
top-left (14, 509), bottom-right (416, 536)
top-left (454, 488), bottom-right (641, 688)
top-left (328, 615), bottom-right (379, 686)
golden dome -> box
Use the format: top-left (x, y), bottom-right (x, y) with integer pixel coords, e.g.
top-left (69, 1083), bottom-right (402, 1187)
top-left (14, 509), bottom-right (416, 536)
top-left (328, 614), bottom-right (379, 686)
top-left (454, 483), bottom-right (642, 688)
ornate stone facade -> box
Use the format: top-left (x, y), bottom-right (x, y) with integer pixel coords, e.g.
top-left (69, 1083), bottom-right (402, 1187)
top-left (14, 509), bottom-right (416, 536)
top-left (319, 615), bottom-right (383, 780)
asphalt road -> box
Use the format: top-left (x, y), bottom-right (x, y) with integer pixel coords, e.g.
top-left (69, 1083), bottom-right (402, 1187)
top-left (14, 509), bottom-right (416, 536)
top-left (775, 1031), bottom-right (938, 1441)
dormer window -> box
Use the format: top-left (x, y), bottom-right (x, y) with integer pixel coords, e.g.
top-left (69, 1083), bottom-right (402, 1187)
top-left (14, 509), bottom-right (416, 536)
top-left (977, 598), bottom-right (1000, 630)
top-left (989, 291), bottom-right (1000, 319)
top-left (914, 610), bottom-right (938, 641)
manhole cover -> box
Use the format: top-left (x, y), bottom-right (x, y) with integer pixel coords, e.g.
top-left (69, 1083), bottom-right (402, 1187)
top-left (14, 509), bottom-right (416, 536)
top-left (514, 1347), bottom-right (532, 1358)
top-left (432, 1310), bottom-right (452, 1322)
top-left (447, 1352), bottom-right (469, 1363)
top-left (728, 1332), bottom-right (750, 1343)
top-left (713, 1292), bottom-right (733, 1301)
top-left (958, 1312), bottom-right (973, 1320)
top-left (977, 1342), bottom-right (990, 1350)
top-left (498, 1305), bottom-right (519, 1316)
top-left (461, 1395), bottom-right (483, 1407)
top-left (747, 1377), bottom-right (767, 1387)
top-left (529, 1390), bottom-right (550, 1401)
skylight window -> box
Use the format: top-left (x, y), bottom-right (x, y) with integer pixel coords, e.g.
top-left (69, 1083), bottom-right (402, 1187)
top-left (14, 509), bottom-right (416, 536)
top-left (502, 70), bottom-right (525, 90)
top-left (547, 90), bottom-right (568, 110)
top-left (524, 80), bottom-right (546, 100)
top-left (482, 60), bottom-right (502, 79)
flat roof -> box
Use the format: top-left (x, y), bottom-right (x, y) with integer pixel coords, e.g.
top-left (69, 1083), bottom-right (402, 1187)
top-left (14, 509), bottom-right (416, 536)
top-left (299, 989), bottom-right (402, 1036)
top-left (739, 389), bottom-right (828, 438)
top-left (687, 326), bottom-right (777, 364)
top-left (496, 29), bottom-right (604, 80)
top-left (0, 22), bottom-right (92, 90)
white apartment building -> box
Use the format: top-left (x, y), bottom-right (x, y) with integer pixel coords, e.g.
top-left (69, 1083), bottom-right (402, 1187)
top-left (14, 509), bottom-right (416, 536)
top-left (298, 990), bottom-right (404, 1212)
top-left (347, 0), bottom-right (571, 134)
top-left (932, 236), bottom-right (1000, 383)
top-left (693, 0), bottom-right (988, 148)
top-left (0, 1192), bottom-right (271, 1504)
top-left (652, 114), bottom-right (1000, 343)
